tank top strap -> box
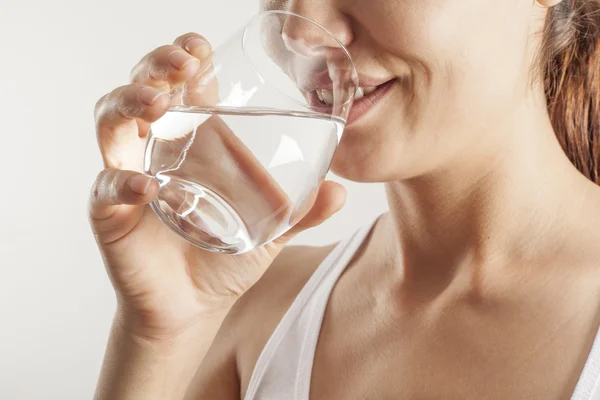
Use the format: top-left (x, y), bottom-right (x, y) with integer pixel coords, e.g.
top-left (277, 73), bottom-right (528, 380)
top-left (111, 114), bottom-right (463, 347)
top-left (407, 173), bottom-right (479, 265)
top-left (245, 222), bottom-right (375, 400)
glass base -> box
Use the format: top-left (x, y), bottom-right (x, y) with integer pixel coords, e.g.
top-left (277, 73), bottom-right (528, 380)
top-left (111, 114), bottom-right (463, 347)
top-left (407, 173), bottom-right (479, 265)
top-left (151, 176), bottom-right (253, 254)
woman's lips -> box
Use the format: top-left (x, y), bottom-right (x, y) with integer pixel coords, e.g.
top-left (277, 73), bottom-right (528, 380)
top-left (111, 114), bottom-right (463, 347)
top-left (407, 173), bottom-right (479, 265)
top-left (304, 78), bottom-right (397, 126)
top-left (347, 79), bottom-right (396, 126)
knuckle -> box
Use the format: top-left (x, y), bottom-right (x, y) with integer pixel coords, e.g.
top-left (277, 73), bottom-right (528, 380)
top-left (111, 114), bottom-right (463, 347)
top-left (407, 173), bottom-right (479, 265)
top-left (114, 85), bottom-right (146, 119)
top-left (94, 86), bottom-right (134, 128)
top-left (129, 46), bottom-right (174, 82)
top-left (118, 102), bottom-right (143, 121)
top-left (174, 32), bottom-right (205, 47)
top-left (88, 169), bottom-right (126, 219)
top-left (97, 168), bottom-right (115, 189)
top-left (129, 60), bottom-right (146, 82)
top-left (94, 92), bottom-right (111, 121)
top-left (90, 169), bottom-right (110, 202)
top-left (152, 45), bottom-right (180, 60)
top-left (105, 169), bottom-right (124, 198)
top-left (132, 45), bottom-right (179, 82)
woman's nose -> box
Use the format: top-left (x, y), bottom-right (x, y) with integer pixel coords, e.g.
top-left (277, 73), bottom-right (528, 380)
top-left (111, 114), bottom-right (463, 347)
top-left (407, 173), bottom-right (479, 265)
top-left (281, 3), bottom-right (353, 56)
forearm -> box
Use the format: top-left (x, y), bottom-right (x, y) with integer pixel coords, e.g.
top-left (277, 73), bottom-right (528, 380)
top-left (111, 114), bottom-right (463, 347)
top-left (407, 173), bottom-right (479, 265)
top-left (94, 311), bottom-right (228, 400)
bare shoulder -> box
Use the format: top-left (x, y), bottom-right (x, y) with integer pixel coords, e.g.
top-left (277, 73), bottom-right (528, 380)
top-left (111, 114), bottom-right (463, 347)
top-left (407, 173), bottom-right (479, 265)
top-left (236, 243), bottom-right (338, 316)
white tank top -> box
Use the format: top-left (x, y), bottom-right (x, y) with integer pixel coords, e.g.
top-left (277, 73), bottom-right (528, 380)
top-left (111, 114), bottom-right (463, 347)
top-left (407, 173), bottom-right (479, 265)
top-left (244, 224), bottom-right (600, 400)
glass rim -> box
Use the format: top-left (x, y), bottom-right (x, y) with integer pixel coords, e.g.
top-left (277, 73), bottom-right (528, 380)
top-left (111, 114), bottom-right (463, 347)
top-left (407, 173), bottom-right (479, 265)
top-left (240, 10), bottom-right (360, 117)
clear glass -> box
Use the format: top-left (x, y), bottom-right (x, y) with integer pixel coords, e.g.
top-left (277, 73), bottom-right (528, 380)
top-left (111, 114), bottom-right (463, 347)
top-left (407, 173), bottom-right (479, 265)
top-left (144, 11), bottom-right (359, 254)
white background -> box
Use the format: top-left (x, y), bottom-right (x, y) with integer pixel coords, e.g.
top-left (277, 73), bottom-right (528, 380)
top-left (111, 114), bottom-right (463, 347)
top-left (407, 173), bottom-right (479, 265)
top-left (0, 1), bottom-right (387, 398)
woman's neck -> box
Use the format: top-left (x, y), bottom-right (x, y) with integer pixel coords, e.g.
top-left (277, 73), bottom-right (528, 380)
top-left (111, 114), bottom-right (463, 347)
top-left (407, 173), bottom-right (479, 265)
top-left (381, 94), bottom-right (596, 289)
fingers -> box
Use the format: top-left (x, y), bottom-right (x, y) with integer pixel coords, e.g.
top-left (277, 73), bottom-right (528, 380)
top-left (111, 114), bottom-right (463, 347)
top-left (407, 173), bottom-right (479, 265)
top-left (173, 33), bottom-right (213, 60)
top-left (95, 84), bottom-right (170, 128)
top-left (172, 33), bottom-right (218, 107)
top-left (130, 33), bottom-right (212, 89)
top-left (276, 181), bottom-right (347, 244)
top-left (94, 33), bottom-right (214, 171)
top-left (130, 45), bottom-right (200, 89)
top-left (89, 169), bottom-right (159, 221)
top-left (95, 84), bottom-right (170, 169)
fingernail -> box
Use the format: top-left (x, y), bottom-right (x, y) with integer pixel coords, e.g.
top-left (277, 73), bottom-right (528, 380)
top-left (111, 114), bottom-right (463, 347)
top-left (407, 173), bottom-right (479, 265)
top-left (138, 87), bottom-right (166, 106)
top-left (184, 38), bottom-right (211, 56)
top-left (168, 50), bottom-right (198, 70)
top-left (128, 175), bottom-right (154, 195)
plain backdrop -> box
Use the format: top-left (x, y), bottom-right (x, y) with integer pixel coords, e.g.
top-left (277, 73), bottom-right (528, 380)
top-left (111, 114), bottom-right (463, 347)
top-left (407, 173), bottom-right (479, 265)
top-left (0, 1), bottom-right (387, 398)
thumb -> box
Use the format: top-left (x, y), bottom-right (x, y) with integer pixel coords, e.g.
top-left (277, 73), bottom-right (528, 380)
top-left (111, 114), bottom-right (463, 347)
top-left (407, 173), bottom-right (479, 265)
top-left (89, 169), bottom-right (159, 240)
top-left (274, 180), bottom-right (347, 246)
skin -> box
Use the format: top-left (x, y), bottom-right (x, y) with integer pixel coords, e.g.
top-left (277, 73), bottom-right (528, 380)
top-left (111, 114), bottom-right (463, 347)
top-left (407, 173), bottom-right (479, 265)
top-left (92, 0), bottom-right (600, 399)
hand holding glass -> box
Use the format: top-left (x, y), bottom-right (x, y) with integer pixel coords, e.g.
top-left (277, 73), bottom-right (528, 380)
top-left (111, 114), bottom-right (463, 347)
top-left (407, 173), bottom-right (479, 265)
top-left (144, 11), bottom-right (359, 254)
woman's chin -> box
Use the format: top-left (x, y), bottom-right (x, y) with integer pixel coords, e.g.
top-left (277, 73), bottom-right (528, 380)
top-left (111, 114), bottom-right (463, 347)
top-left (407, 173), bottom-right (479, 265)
top-left (329, 137), bottom-right (421, 183)
top-left (329, 153), bottom-right (390, 183)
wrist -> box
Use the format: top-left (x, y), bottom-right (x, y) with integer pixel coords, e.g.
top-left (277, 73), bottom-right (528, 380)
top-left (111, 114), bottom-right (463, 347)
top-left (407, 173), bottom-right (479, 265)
top-left (95, 313), bottom-right (216, 400)
top-left (114, 302), bottom-right (232, 345)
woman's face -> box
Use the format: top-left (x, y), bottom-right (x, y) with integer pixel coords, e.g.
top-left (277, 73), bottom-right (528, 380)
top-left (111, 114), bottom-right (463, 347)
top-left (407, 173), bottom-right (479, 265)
top-left (261, 0), bottom-right (547, 182)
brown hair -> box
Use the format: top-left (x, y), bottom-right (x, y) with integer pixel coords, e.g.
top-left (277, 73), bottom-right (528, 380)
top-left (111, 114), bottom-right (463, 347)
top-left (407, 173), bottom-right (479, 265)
top-left (542, 0), bottom-right (600, 184)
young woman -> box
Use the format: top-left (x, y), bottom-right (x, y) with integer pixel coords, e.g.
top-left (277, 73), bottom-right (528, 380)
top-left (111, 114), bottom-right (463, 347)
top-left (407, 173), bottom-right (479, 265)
top-left (91, 0), bottom-right (600, 398)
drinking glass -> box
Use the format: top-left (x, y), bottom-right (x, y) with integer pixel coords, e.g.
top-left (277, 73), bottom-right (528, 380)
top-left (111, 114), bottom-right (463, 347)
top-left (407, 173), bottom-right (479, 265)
top-left (144, 10), bottom-right (359, 254)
